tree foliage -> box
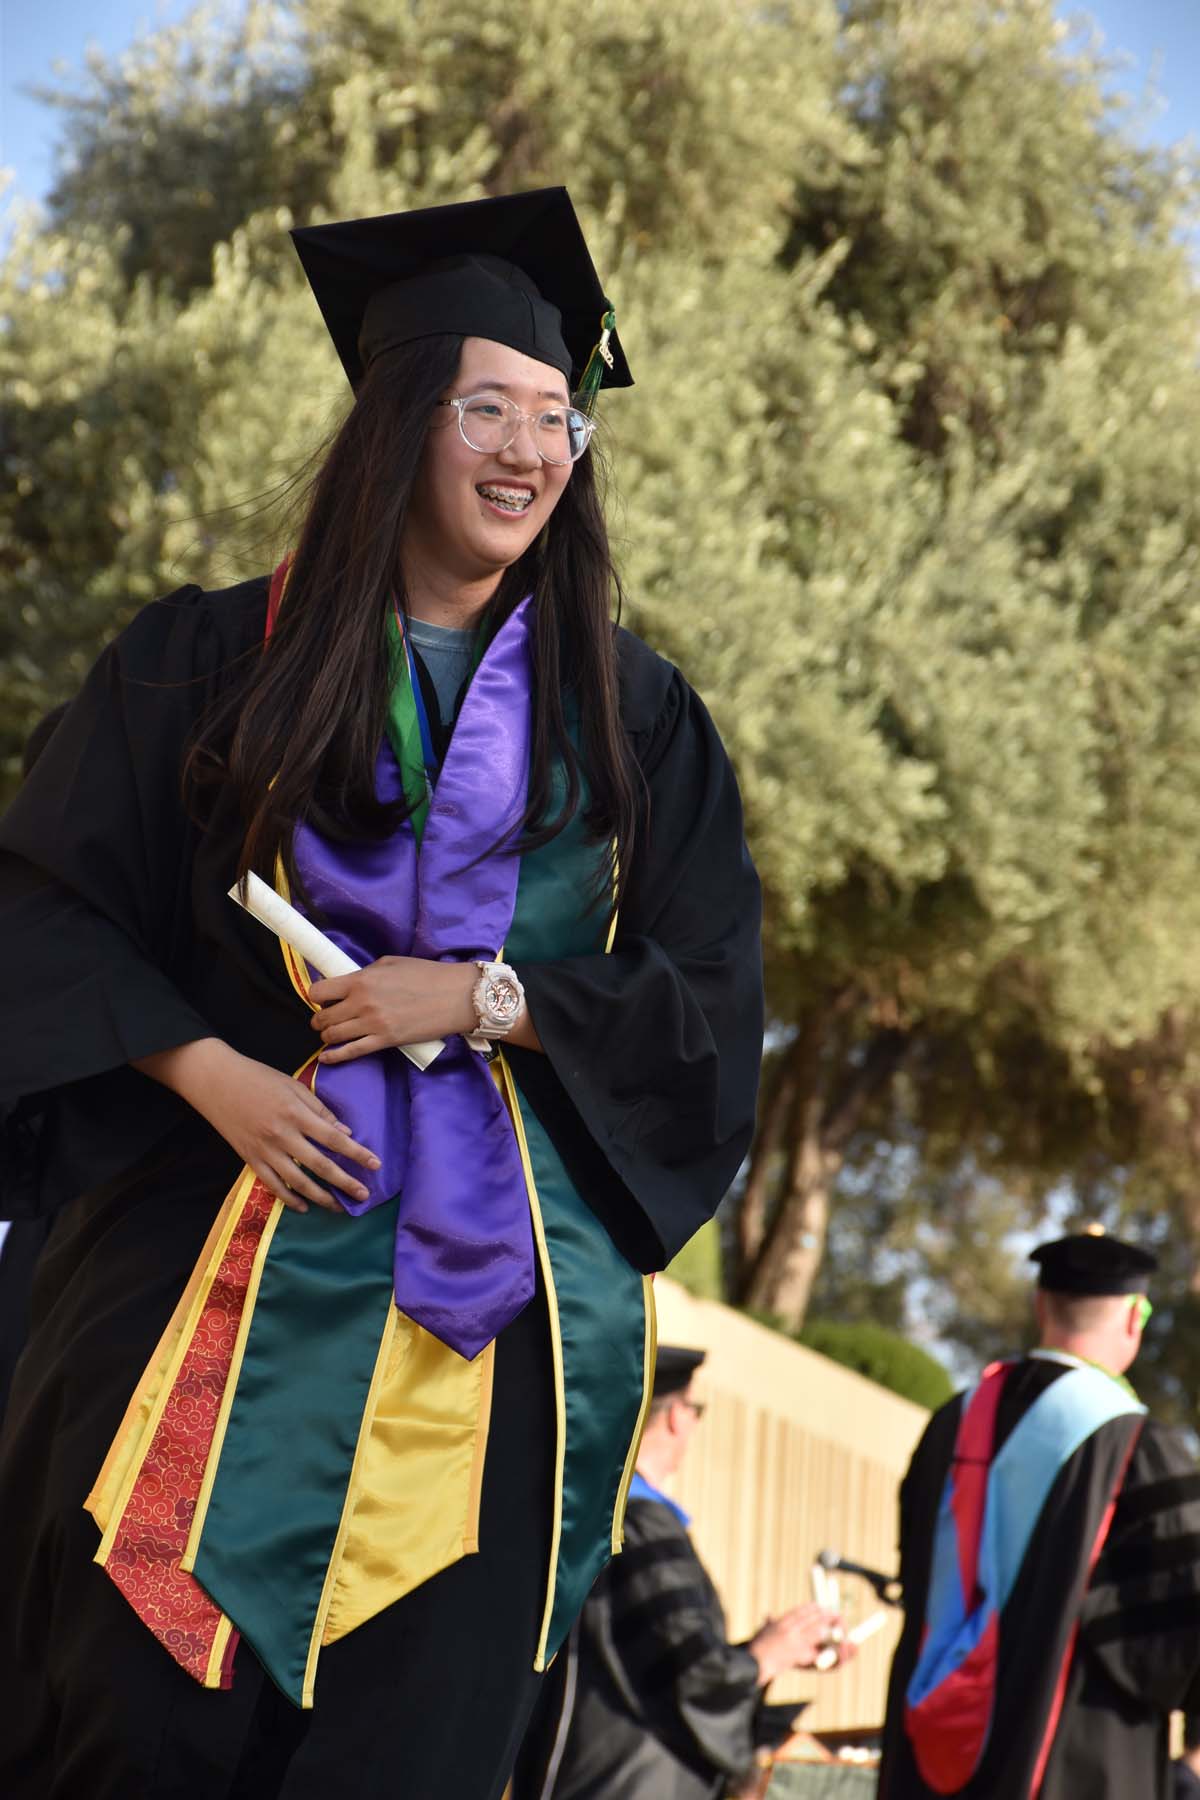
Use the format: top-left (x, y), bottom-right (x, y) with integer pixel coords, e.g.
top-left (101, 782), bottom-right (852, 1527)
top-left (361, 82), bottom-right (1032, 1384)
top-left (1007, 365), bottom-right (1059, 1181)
top-left (7, 0), bottom-right (1200, 1417)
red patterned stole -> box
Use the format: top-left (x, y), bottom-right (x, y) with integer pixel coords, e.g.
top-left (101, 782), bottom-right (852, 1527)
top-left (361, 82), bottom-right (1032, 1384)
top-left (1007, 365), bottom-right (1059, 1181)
top-left (103, 1185), bottom-right (281, 1685)
top-left (87, 1067), bottom-right (320, 1686)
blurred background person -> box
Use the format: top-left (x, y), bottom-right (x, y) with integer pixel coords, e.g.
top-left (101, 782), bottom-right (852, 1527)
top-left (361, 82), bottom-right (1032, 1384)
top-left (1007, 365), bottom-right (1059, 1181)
top-left (514, 1345), bottom-right (852, 1799)
top-left (880, 1231), bottom-right (1200, 1800)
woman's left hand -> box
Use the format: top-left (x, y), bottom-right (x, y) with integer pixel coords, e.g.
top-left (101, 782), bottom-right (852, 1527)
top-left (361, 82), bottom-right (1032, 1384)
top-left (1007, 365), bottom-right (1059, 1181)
top-left (310, 957), bottom-right (477, 1062)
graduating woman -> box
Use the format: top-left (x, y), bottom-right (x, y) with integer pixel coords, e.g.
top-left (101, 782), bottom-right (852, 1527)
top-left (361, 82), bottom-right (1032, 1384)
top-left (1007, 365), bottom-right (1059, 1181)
top-left (0, 188), bottom-right (762, 1800)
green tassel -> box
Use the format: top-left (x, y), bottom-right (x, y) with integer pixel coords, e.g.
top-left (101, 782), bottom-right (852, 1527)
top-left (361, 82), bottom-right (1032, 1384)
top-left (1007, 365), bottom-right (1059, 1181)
top-left (576, 308), bottom-right (616, 417)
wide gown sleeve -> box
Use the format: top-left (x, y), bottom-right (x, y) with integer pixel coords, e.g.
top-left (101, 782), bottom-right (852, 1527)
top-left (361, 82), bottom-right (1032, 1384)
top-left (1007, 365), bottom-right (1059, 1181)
top-left (601, 1501), bottom-right (763, 1782)
top-left (510, 665), bottom-right (763, 1269)
top-left (1077, 1420), bottom-right (1200, 1713)
top-left (0, 587), bottom-right (242, 1213)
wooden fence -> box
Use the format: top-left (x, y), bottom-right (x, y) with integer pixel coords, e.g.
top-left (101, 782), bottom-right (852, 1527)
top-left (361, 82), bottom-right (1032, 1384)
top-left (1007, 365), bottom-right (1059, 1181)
top-left (651, 1279), bottom-right (930, 1733)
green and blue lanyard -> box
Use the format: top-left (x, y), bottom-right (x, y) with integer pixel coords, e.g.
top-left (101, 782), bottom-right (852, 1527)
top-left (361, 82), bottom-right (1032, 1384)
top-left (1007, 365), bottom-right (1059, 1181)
top-left (385, 599), bottom-right (489, 847)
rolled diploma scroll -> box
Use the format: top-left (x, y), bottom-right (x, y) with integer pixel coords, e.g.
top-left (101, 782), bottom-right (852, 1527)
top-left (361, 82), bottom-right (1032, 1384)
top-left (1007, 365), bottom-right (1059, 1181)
top-left (228, 873), bottom-right (444, 1071)
top-left (848, 1610), bottom-right (888, 1646)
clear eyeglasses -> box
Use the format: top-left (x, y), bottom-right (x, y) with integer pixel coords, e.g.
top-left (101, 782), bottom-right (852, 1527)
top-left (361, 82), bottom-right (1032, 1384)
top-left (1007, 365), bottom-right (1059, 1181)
top-left (438, 392), bottom-right (596, 465)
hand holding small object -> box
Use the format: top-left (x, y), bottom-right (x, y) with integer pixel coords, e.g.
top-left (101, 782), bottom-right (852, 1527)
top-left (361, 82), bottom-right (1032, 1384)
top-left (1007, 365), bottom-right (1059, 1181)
top-left (228, 873), bottom-right (444, 1069)
top-left (310, 958), bottom-right (477, 1063)
top-left (815, 1611), bottom-right (881, 1671)
top-left (749, 1603), bottom-right (845, 1684)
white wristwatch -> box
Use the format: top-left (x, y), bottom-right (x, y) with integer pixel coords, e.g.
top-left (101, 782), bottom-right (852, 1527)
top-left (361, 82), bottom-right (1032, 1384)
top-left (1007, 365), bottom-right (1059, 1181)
top-left (469, 959), bottom-right (526, 1045)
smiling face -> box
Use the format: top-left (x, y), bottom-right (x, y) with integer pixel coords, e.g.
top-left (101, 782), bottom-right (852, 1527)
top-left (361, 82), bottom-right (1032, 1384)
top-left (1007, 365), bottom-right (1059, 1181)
top-left (402, 336), bottom-right (575, 596)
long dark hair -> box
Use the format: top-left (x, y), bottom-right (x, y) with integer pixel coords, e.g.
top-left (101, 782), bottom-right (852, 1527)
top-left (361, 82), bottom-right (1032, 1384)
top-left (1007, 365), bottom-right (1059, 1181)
top-left (188, 335), bottom-right (639, 899)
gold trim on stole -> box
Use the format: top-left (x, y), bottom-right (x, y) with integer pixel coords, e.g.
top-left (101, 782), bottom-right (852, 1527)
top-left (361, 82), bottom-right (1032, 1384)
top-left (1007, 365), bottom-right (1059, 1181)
top-left (205, 1615), bottom-right (236, 1689)
top-left (494, 1051), bottom-right (569, 1672)
top-left (612, 1277), bottom-right (657, 1551)
top-left (180, 1189), bottom-right (288, 1573)
top-left (88, 1166), bottom-right (261, 1551)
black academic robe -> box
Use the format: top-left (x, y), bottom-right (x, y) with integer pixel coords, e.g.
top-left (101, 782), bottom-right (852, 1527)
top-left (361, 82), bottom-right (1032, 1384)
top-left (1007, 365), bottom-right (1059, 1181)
top-left (514, 1493), bottom-right (791, 1800)
top-left (879, 1356), bottom-right (1200, 1800)
top-left (1174, 1764), bottom-right (1200, 1800)
top-left (0, 578), bottom-right (762, 1800)
top-left (0, 1216), bottom-right (51, 1422)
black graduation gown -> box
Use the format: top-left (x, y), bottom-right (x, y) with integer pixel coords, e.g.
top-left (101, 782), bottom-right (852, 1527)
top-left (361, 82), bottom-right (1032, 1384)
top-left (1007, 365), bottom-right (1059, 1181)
top-left (0, 578), bottom-right (763, 1800)
top-left (879, 1357), bottom-right (1200, 1800)
top-left (0, 1216), bottom-right (51, 1423)
top-left (514, 1493), bottom-right (789, 1800)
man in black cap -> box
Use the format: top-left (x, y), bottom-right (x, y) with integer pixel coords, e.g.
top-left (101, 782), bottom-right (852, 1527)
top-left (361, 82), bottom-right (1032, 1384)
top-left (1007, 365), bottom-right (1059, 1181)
top-left (514, 1344), bottom-right (849, 1799)
top-left (879, 1229), bottom-right (1200, 1800)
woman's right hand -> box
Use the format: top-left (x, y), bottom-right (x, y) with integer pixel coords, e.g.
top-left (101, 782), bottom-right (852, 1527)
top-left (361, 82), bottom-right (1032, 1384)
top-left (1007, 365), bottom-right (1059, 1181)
top-left (133, 1037), bottom-right (381, 1214)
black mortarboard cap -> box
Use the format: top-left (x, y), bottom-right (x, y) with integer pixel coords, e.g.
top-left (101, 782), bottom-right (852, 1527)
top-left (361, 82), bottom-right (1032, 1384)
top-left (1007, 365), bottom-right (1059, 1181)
top-left (1030, 1227), bottom-right (1157, 1297)
top-left (291, 187), bottom-right (632, 395)
top-left (653, 1345), bottom-right (707, 1400)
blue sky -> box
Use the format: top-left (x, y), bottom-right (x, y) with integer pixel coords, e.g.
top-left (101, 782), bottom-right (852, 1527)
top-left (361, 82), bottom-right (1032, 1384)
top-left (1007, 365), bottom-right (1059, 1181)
top-left (1, 0), bottom-right (197, 205)
top-left (2, 1), bottom-right (1200, 212)
top-left (1060, 0), bottom-right (1200, 149)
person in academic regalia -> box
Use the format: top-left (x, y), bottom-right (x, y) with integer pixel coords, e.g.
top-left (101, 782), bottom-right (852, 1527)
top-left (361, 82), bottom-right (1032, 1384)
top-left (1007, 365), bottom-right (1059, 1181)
top-left (513, 1345), bottom-right (849, 1800)
top-left (0, 189), bottom-right (763, 1800)
top-left (879, 1229), bottom-right (1200, 1800)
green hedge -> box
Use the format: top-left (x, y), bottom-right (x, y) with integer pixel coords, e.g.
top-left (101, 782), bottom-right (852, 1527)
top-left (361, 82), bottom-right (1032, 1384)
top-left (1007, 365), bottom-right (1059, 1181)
top-left (664, 1219), bottom-right (724, 1302)
top-left (798, 1319), bottom-right (954, 1411)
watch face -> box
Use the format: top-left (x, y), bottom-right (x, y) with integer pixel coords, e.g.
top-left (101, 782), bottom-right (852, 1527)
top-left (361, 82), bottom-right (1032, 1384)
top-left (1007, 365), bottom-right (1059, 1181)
top-left (483, 975), bottom-right (521, 1023)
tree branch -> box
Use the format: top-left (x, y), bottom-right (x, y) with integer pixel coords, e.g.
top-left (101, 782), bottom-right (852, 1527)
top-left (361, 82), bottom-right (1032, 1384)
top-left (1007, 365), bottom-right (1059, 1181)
top-left (821, 1027), bottom-right (914, 1153)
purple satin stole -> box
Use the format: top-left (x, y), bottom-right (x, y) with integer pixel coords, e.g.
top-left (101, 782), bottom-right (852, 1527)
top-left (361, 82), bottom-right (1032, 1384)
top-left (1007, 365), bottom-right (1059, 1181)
top-left (292, 599), bottom-right (535, 1360)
